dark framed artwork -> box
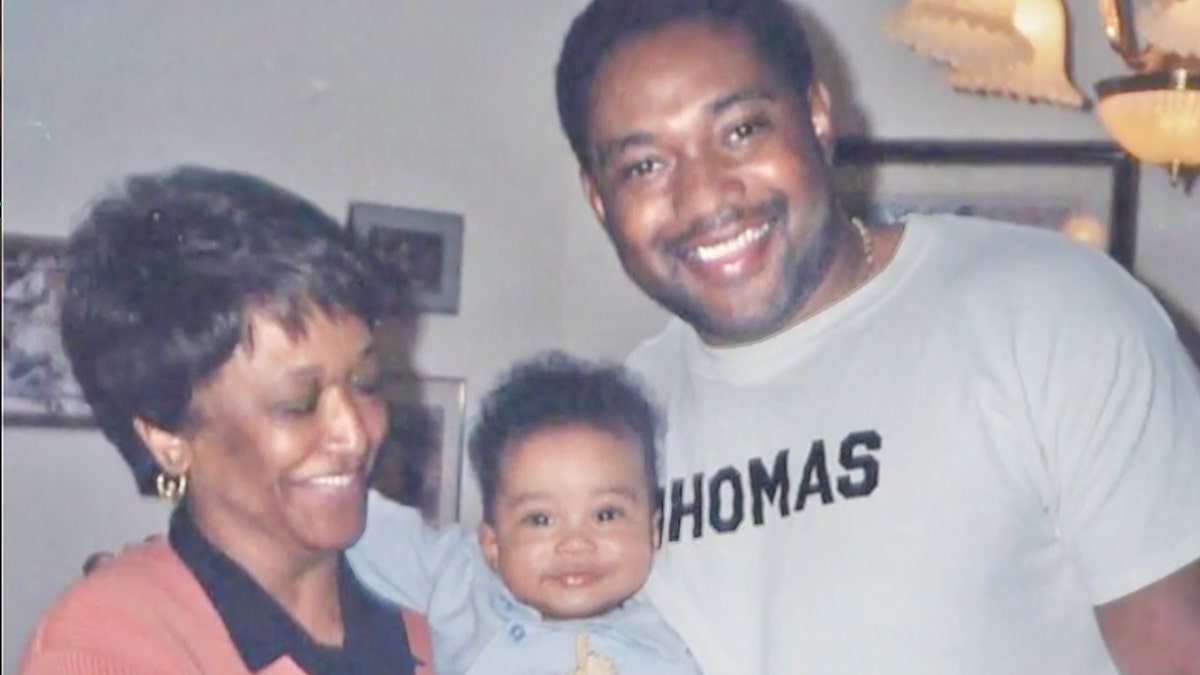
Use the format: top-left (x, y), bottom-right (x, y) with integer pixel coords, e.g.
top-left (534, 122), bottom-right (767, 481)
top-left (371, 374), bottom-right (467, 525)
top-left (348, 202), bottom-right (465, 315)
top-left (3, 234), bottom-right (94, 427)
top-left (832, 139), bottom-right (1139, 268)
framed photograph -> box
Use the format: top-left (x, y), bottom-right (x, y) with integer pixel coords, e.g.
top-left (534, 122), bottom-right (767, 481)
top-left (348, 202), bottom-right (464, 315)
top-left (832, 139), bottom-right (1138, 268)
top-left (3, 234), bottom-right (94, 428)
top-left (371, 374), bottom-right (467, 526)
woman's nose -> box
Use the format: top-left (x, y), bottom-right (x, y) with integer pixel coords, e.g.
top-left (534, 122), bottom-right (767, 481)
top-left (324, 386), bottom-right (373, 457)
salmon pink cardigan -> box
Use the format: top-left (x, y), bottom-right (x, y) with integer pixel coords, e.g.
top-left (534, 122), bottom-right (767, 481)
top-left (18, 538), bottom-right (431, 674)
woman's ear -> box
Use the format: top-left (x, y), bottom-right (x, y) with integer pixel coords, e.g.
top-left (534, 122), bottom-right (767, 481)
top-left (132, 416), bottom-right (193, 476)
top-left (477, 522), bottom-right (500, 571)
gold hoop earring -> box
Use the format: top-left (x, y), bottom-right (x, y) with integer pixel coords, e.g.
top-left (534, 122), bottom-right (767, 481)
top-left (155, 472), bottom-right (188, 502)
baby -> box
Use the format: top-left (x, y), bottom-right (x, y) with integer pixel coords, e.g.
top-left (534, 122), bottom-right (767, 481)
top-left (349, 352), bottom-right (700, 674)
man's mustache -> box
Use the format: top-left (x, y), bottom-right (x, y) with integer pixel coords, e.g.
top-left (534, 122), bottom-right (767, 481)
top-left (668, 194), bottom-right (788, 254)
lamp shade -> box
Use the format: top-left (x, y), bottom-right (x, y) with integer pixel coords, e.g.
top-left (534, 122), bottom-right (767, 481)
top-left (884, 0), bottom-right (1032, 68)
top-left (947, 0), bottom-right (1085, 107)
top-left (1095, 69), bottom-right (1200, 178)
top-left (1138, 0), bottom-right (1200, 58)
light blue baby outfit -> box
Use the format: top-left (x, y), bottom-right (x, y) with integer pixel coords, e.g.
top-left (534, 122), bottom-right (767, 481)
top-left (349, 492), bottom-right (702, 675)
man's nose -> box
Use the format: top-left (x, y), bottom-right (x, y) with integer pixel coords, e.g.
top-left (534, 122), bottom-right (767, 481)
top-left (672, 152), bottom-right (746, 226)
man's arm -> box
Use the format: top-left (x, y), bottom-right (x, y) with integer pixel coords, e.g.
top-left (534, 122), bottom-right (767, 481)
top-left (1015, 249), bottom-right (1200, 671)
top-left (1096, 559), bottom-right (1200, 674)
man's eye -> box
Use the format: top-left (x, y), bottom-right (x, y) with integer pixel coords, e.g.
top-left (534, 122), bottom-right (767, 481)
top-left (620, 158), bottom-right (661, 181)
top-left (728, 117), bottom-right (768, 144)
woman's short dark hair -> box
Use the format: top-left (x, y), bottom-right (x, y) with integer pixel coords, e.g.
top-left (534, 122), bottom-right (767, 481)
top-left (555, 0), bottom-right (815, 172)
top-left (469, 351), bottom-right (662, 524)
top-left (61, 166), bottom-right (387, 495)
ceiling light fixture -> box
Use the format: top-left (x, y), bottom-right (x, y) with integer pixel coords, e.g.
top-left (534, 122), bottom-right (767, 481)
top-left (885, 0), bottom-right (1200, 186)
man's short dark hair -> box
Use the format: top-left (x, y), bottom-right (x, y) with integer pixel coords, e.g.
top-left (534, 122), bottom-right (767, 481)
top-left (62, 166), bottom-right (387, 495)
top-left (555, 0), bottom-right (815, 172)
top-left (469, 351), bottom-right (662, 524)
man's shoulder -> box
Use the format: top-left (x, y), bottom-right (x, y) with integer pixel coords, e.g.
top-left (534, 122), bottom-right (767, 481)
top-left (911, 213), bottom-right (1114, 272)
top-left (909, 214), bottom-right (1147, 304)
top-left (907, 214), bottom-right (1177, 354)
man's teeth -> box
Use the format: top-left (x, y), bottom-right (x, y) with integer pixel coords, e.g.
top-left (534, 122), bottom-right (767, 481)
top-left (308, 474), bottom-right (355, 487)
top-left (691, 222), bottom-right (771, 262)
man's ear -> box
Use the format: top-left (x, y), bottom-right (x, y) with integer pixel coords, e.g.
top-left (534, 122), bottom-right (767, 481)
top-left (807, 80), bottom-right (835, 162)
top-left (580, 165), bottom-right (608, 227)
top-left (132, 416), bottom-right (193, 476)
top-left (477, 522), bottom-right (500, 572)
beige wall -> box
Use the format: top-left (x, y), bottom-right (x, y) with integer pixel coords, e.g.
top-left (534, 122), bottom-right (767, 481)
top-left (3, 1), bottom-right (1196, 671)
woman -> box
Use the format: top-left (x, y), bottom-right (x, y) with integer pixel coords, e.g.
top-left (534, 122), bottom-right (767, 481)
top-left (18, 166), bottom-right (431, 674)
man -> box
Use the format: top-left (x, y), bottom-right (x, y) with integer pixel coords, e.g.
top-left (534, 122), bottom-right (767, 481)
top-left (552, 0), bottom-right (1200, 673)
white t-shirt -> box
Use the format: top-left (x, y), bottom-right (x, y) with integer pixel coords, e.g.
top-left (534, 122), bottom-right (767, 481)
top-left (628, 214), bottom-right (1200, 675)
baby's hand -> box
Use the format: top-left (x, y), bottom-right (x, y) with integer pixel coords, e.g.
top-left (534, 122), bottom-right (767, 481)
top-left (568, 632), bottom-right (616, 675)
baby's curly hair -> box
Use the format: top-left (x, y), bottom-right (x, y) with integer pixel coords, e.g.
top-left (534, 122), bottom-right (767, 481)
top-left (469, 351), bottom-right (662, 524)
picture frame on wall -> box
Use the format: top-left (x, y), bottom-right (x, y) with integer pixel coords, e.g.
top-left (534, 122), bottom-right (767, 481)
top-left (371, 374), bottom-right (467, 526)
top-left (348, 202), bottom-right (465, 315)
top-left (2, 234), bottom-right (95, 428)
top-left (832, 139), bottom-right (1139, 268)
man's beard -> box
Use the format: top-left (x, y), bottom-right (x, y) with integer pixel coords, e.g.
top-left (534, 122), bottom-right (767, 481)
top-left (612, 194), bottom-right (837, 345)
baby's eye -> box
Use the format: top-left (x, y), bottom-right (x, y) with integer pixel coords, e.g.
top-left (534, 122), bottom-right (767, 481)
top-left (595, 507), bottom-right (624, 523)
top-left (522, 512), bottom-right (551, 527)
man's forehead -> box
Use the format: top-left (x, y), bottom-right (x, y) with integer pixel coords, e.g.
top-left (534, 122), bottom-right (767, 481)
top-left (596, 17), bottom-right (754, 78)
top-left (585, 26), bottom-right (781, 142)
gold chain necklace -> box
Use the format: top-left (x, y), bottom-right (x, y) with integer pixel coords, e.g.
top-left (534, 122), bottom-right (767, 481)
top-left (851, 217), bottom-right (875, 281)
